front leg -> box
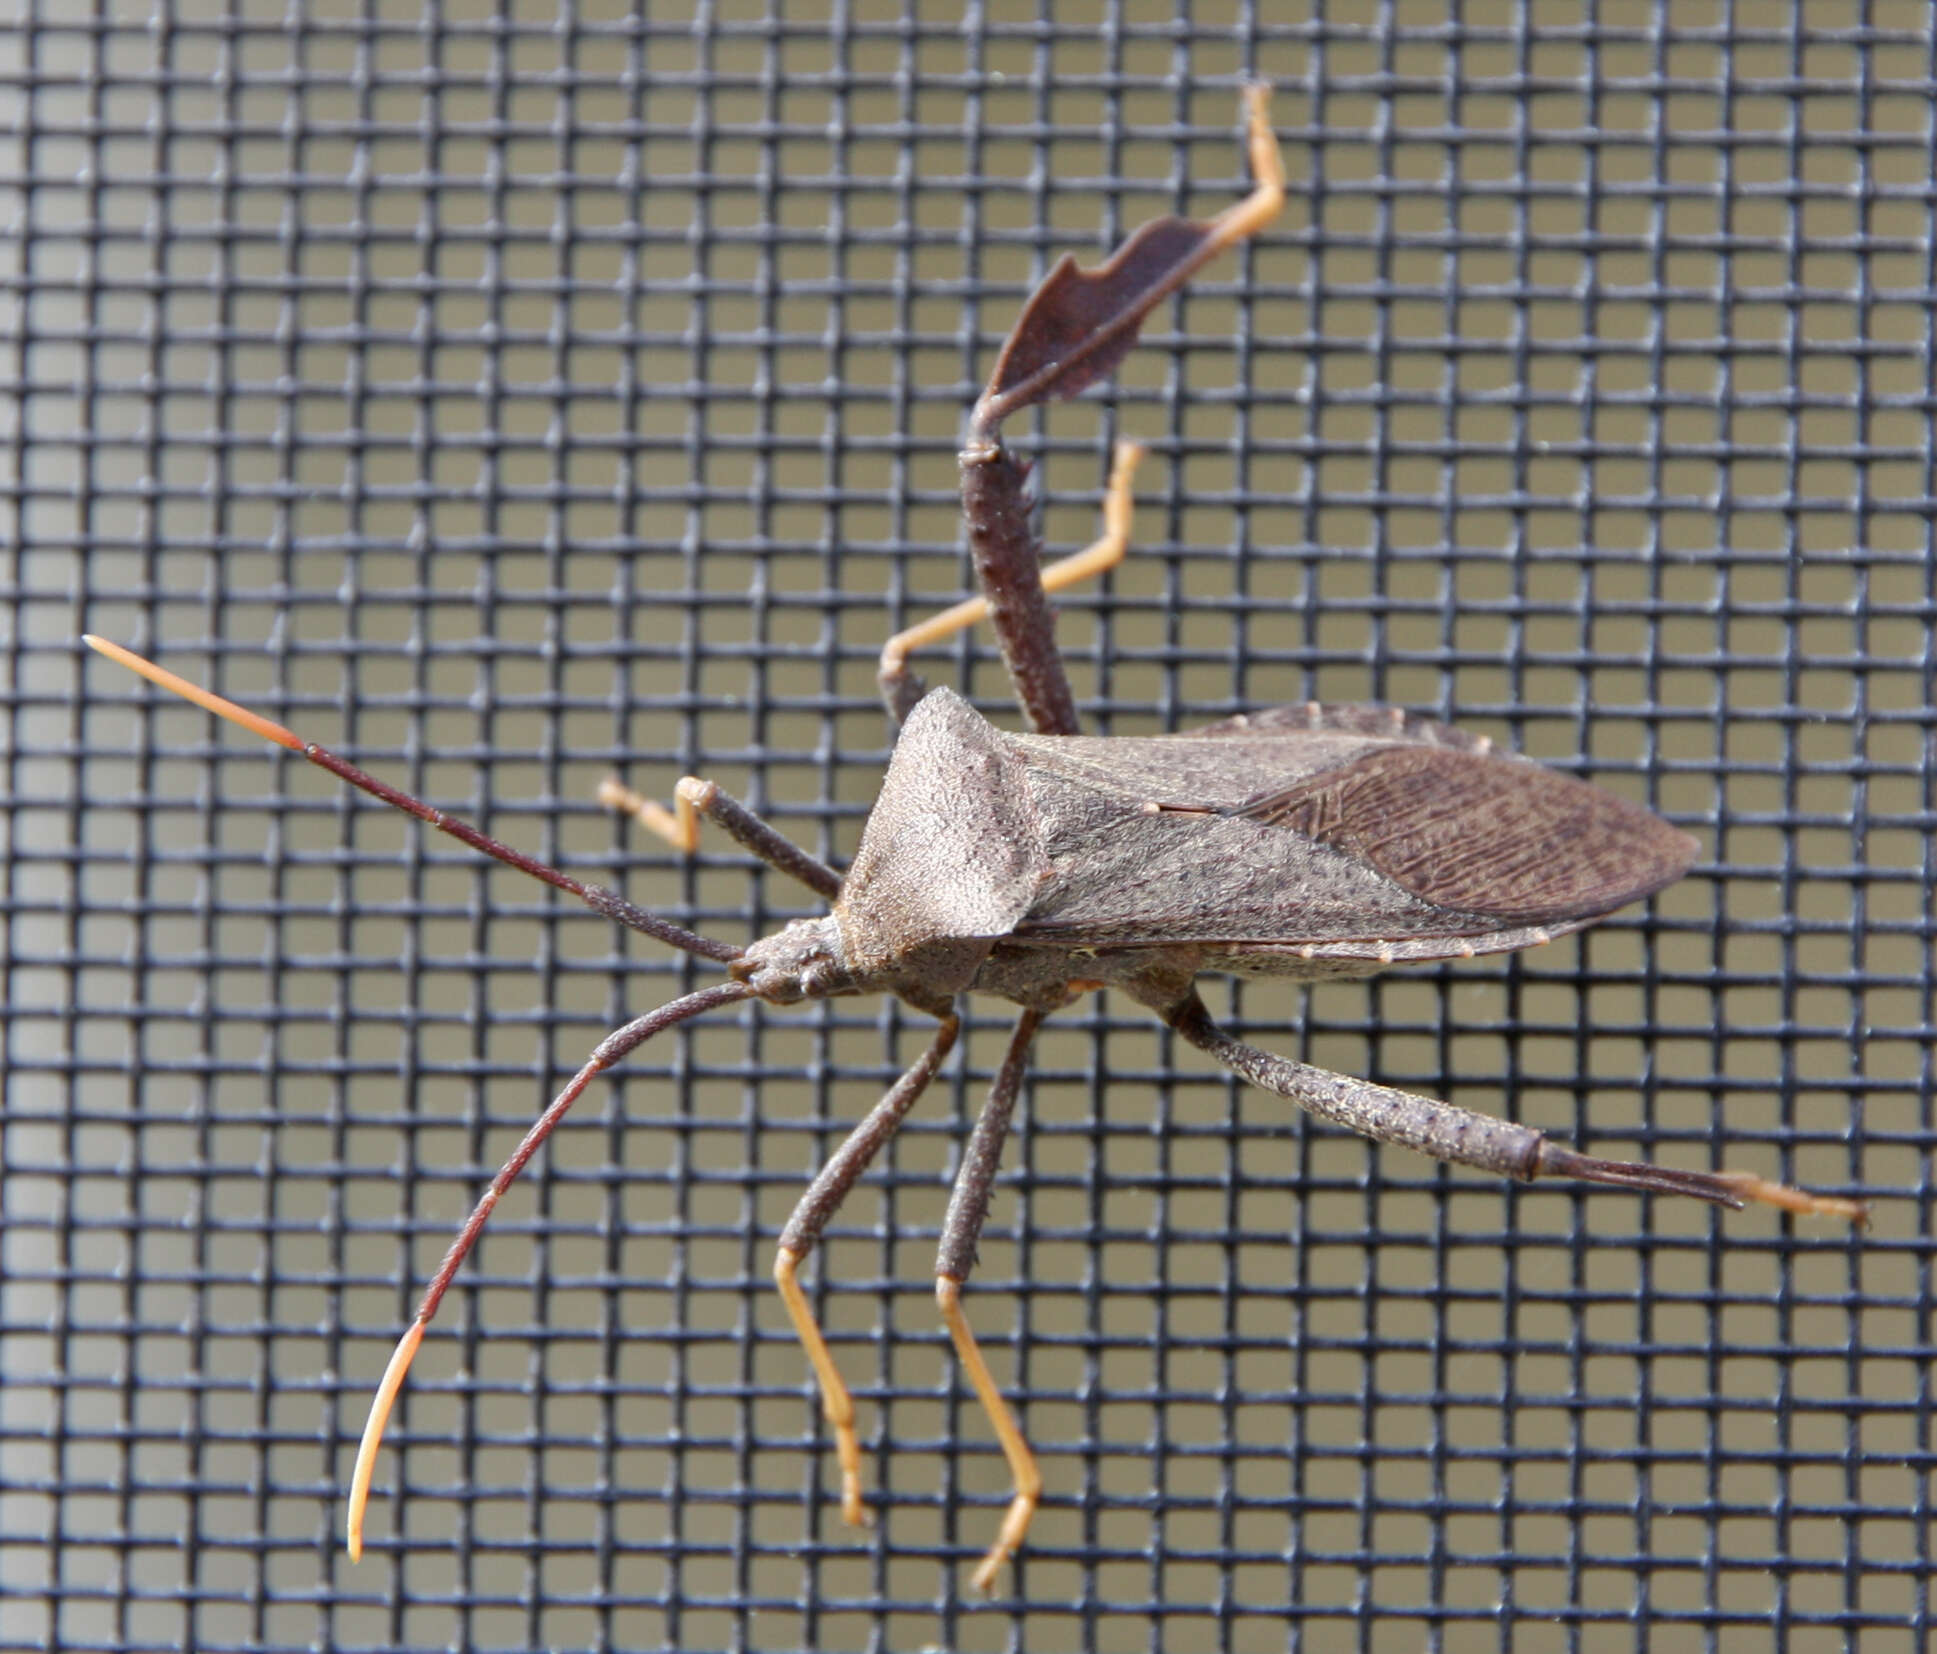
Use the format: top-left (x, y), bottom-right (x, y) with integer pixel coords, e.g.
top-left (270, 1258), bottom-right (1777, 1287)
top-left (599, 774), bottom-right (842, 900)
top-left (774, 1014), bottom-right (961, 1528)
top-left (959, 85), bottom-right (1284, 736)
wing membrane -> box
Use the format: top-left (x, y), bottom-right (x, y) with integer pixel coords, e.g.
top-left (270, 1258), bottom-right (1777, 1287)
top-left (1007, 707), bottom-right (1697, 950)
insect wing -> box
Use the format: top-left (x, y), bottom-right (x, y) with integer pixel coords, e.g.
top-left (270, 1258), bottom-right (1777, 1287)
top-left (1007, 707), bottom-right (1697, 952)
top-left (1232, 741), bottom-right (1698, 927)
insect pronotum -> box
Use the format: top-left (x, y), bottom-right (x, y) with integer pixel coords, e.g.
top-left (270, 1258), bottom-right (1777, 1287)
top-left (85, 86), bottom-right (1862, 1591)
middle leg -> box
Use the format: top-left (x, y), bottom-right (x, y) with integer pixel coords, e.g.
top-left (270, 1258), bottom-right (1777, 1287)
top-left (935, 1006), bottom-right (1048, 1591)
top-left (878, 441), bottom-right (1145, 726)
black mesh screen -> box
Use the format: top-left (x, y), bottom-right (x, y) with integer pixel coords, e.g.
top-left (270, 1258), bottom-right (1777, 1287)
top-left (9, 5), bottom-right (1932, 1651)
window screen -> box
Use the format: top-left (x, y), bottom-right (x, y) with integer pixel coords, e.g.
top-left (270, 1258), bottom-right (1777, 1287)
top-left (7, 5), bottom-right (1930, 1651)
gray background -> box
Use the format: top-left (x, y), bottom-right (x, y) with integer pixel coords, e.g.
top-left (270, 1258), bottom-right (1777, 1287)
top-left (4, 3), bottom-right (1930, 1651)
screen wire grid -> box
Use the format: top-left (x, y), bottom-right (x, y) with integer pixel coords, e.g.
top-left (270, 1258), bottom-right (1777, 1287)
top-left (5, 4), bottom-right (1933, 1652)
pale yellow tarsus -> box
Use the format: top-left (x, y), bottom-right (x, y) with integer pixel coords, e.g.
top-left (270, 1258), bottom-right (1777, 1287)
top-left (1218, 82), bottom-right (1287, 247)
top-left (936, 1276), bottom-right (1043, 1593)
top-left (597, 773), bottom-right (703, 852)
top-left (773, 1246), bottom-right (871, 1528)
top-left (1714, 1170), bottom-right (1868, 1225)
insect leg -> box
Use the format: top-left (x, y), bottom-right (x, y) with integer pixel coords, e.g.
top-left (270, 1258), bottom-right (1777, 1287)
top-left (934, 1007), bottom-right (1047, 1592)
top-left (774, 1013), bottom-right (961, 1528)
top-left (958, 85), bottom-right (1285, 737)
top-left (597, 774), bottom-right (701, 852)
top-left (877, 441), bottom-right (1145, 726)
top-left (600, 774), bottom-right (842, 899)
top-left (1162, 992), bottom-right (1865, 1221)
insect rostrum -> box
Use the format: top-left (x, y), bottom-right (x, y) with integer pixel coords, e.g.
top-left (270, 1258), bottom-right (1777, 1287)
top-left (84, 85), bottom-right (1860, 1593)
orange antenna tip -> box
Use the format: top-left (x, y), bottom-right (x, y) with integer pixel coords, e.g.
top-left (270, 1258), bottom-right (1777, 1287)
top-left (83, 634), bottom-right (303, 751)
top-left (346, 1318), bottom-right (426, 1561)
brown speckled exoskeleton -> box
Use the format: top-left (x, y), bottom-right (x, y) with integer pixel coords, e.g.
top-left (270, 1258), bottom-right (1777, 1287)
top-left (83, 86), bottom-right (1861, 1592)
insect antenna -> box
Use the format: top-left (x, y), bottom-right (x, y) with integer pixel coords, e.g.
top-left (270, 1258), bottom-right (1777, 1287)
top-left (346, 978), bottom-right (757, 1558)
top-left (81, 635), bottom-right (742, 964)
top-left (82, 635), bottom-right (772, 1553)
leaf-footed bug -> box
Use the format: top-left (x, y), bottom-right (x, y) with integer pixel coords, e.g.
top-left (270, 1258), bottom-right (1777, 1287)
top-left (83, 85), bottom-right (1862, 1592)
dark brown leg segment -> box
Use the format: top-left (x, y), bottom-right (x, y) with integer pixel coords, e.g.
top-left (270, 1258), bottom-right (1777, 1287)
top-left (773, 1014), bottom-right (960, 1528)
top-left (1162, 992), bottom-right (1864, 1221)
top-left (934, 1007), bottom-right (1046, 1591)
top-left (955, 450), bottom-right (1083, 735)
